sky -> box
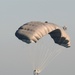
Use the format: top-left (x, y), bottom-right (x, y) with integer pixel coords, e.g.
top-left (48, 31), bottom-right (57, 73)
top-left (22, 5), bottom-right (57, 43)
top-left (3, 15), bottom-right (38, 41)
top-left (0, 0), bottom-right (75, 75)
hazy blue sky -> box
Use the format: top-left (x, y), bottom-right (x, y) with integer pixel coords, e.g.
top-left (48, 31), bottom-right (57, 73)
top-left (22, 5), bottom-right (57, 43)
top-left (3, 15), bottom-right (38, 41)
top-left (0, 0), bottom-right (75, 75)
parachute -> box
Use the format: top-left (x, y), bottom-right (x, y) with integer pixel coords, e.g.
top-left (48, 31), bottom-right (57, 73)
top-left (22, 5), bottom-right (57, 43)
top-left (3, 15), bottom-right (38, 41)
top-left (15, 21), bottom-right (71, 75)
top-left (15, 21), bottom-right (70, 48)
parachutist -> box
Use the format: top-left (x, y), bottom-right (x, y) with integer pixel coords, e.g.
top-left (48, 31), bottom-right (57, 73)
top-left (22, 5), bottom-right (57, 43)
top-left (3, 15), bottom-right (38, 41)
top-left (33, 70), bottom-right (39, 75)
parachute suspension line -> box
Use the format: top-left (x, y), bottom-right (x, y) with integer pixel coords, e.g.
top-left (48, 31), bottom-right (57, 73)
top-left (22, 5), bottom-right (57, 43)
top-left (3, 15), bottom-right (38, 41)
top-left (25, 43), bottom-right (41, 72)
top-left (39, 46), bottom-right (63, 72)
top-left (39, 44), bottom-right (57, 71)
top-left (32, 44), bottom-right (40, 71)
top-left (36, 42), bottom-right (51, 69)
top-left (28, 37), bottom-right (66, 74)
top-left (39, 37), bottom-right (66, 72)
top-left (28, 38), bottom-right (65, 73)
top-left (35, 39), bottom-right (51, 73)
top-left (36, 41), bottom-right (55, 71)
top-left (32, 36), bottom-right (54, 73)
top-left (27, 44), bottom-right (36, 70)
top-left (39, 38), bottom-right (66, 72)
top-left (32, 41), bottom-right (46, 73)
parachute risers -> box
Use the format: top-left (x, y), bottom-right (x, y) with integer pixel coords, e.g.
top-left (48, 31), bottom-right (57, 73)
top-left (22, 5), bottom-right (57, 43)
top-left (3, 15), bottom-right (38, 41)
top-left (33, 70), bottom-right (40, 75)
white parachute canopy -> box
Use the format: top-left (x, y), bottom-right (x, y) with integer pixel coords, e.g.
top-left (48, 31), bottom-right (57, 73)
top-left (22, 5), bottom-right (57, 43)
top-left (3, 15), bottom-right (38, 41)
top-left (15, 21), bottom-right (71, 74)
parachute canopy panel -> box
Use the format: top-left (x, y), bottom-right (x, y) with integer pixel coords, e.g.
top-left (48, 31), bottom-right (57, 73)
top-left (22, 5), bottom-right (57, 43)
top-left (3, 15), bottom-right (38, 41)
top-left (15, 21), bottom-right (71, 48)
